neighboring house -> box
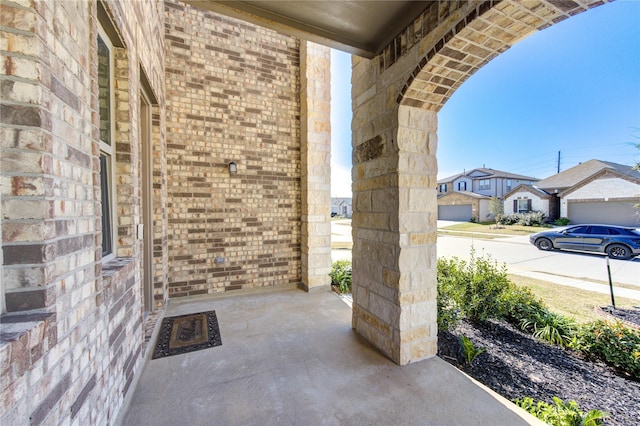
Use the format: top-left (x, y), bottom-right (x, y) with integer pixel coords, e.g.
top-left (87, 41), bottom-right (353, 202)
top-left (331, 197), bottom-right (353, 218)
top-left (503, 185), bottom-right (556, 218)
top-left (504, 159), bottom-right (640, 226)
top-left (437, 167), bottom-right (538, 221)
top-left (437, 167), bottom-right (538, 198)
top-left (437, 191), bottom-right (491, 222)
top-left (536, 160), bottom-right (640, 227)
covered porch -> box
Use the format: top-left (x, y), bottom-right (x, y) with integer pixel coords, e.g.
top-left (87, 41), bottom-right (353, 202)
top-left (120, 288), bottom-right (539, 425)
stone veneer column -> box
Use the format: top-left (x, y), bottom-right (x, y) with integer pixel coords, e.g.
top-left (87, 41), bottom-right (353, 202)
top-left (300, 41), bottom-right (332, 291)
top-left (395, 106), bottom-right (439, 364)
top-left (352, 102), bottom-right (438, 365)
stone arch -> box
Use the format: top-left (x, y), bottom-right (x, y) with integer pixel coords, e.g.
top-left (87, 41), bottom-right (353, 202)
top-left (398, 0), bottom-right (604, 111)
top-left (351, 0), bottom-right (607, 365)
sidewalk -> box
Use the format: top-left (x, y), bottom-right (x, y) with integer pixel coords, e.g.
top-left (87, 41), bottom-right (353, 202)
top-left (513, 270), bottom-right (640, 301)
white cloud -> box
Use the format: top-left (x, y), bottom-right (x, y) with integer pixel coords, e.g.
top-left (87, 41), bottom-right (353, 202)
top-left (331, 162), bottom-right (352, 198)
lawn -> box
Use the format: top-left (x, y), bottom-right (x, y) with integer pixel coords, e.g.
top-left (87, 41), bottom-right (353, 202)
top-left (508, 273), bottom-right (638, 323)
top-left (439, 222), bottom-right (551, 236)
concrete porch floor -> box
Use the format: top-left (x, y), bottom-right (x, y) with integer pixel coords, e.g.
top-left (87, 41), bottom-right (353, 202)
top-left (120, 287), bottom-right (541, 425)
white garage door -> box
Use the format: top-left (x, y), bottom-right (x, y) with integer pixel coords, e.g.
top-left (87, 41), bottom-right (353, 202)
top-left (568, 201), bottom-right (639, 227)
top-left (438, 204), bottom-right (473, 221)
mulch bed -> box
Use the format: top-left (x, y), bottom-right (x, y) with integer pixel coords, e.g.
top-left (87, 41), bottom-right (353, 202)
top-left (437, 311), bottom-right (640, 425)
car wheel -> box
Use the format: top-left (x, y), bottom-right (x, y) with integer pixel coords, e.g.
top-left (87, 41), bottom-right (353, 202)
top-left (535, 238), bottom-right (553, 251)
top-left (606, 244), bottom-right (632, 260)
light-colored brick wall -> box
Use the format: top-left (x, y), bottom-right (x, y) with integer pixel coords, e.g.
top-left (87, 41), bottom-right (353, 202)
top-left (561, 176), bottom-right (640, 218)
top-left (1, 0), bottom-right (165, 424)
top-left (164, 1), bottom-right (302, 297)
top-left (565, 177), bottom-right (640, 201)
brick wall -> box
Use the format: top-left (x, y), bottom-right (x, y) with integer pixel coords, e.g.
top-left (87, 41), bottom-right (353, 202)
top-left (564, 174), bottom-right (640, 201)
top-left (1, 0), bottom-right (165, 424)
top-left (164, 1), bottom-right (302, 297)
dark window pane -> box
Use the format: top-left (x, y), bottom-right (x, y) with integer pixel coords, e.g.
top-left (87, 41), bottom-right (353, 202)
top-left (100, 154), bottom-right (112, 257)
top-left (98, 35), bottom-right (111, 145)
top-left (588, 226), bottom-right (609, 235)
top-left (567, 226), bottom-right (588, 234)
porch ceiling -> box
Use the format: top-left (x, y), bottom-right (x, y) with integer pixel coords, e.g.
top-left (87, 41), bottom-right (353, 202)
top-left (184, 1), bottom-right (434, 58)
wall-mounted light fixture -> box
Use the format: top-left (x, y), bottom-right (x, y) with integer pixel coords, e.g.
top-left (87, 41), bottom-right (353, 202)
top-left (228, 161), bottom-right (237, 175)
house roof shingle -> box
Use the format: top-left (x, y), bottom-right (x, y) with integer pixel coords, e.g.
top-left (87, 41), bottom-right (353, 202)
top-left (503, 184), bottom-right (552, 199)
top-left (437, 167), bottom-right (538, 184)
top-left (437, 191), bottom-right (490, 200)
top-left (534, 159), bottom-right (640, 191)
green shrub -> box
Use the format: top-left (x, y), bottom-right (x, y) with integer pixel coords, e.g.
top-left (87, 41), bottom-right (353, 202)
top-left (437, 249), bottom-right (511, 323)
top-left (329, 259), bottom-right (352, 294)
top-left (499, 285), bottom-right (547, 326)
top-left (554, 217), bottom-right (571, 226)
top-left (500, 285), bottom-right (576, 347)
top-left (437, 257), bottom-right (460, 331)
top-left (570, 320), bottom-right (640, 379)
top-left (519, 311), bottom-right (577, 347)
top-left (515, 396), bottom-right (609, 426)
top-left (502, 211), bottom-right (547, 226)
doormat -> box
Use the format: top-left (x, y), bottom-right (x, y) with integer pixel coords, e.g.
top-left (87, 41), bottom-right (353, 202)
top-left (152, 310), bottom-right (222, 359)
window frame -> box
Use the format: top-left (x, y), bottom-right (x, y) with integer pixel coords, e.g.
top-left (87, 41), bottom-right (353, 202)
top-left (566, 226), bottom-right (589, 235)
top-left (478, 179), bottom-right (490, 190)
top-left (97, 25), bottom-right (117, 262)
top-left (516, 198), bottom-right (531, 213)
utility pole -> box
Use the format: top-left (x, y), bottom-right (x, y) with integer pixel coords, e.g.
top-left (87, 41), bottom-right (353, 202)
top-left (557, 150), bottom-right (561, 173)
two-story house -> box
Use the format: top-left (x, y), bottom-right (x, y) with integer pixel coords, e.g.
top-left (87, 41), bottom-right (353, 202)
top-left (437, 167), bottom-right (538, 221)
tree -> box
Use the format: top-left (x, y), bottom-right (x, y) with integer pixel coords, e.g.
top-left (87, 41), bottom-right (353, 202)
top-left (489, 196), bottom-right (504, 227)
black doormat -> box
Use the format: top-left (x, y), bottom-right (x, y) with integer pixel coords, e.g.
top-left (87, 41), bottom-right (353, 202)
top-left (152, 310), bottom-right (222, 359)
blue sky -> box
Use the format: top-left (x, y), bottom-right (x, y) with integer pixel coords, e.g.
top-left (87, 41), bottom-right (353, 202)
top-left (330, 0), bottom-right (640, 197)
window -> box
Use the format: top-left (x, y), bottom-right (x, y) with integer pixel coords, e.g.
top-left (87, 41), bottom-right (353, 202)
top-left (506, 179), bottom-right (512, 191)
top-left (478, 179), bottom-right (490, 190)
top-left (439, 184), bottom-right (447, 193)
top-left (457, 181), bottom-right (467, 191)
top-left (514, 198), bottom-right (531, 213)
top-left (566, 226), bottom-right (589, 235)
top-left (98, 26), bottom-right (116, 260)
top-left (588, 226), bottom-right (607, 235)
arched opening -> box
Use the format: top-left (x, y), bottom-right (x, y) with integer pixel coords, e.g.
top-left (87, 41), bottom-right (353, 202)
top-left (437, 1), bottom-right (639, 180)
top-left (350, 0), bottom-right (634, 364)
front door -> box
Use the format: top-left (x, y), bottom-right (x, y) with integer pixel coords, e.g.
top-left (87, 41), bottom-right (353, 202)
top-left (140, 89), bottom-right (153, 313)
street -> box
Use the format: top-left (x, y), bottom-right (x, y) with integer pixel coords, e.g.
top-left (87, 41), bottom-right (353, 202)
top-left (437, 233), bottom-right (640, 287)
top-left (332, 220), bottom-right (640, 289)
